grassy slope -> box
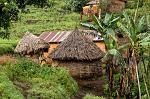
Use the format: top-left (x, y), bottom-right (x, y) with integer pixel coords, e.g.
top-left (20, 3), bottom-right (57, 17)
top-left (10, 4), bottom-right (80, 38)
top-left (0, 38), bottom-right (18, 55)
top-left (0, 59), bottom-right (78, 98)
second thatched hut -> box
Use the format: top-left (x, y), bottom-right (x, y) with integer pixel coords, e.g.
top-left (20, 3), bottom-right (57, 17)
top-left (15, 32), bottom-right (49, 63)
top-left (49, 29), bottom-right (103, 78)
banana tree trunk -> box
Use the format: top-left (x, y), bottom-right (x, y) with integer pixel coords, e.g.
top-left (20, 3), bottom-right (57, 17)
top-left (133, 52), bottom-right (141, 99)
top-left (106, 59), bottom-right (114, 94)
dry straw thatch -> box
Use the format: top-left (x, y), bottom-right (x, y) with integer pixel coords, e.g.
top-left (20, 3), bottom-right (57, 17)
top-left (49, 29), bottom-right (103, 61)
top-left (15, 32), bottom-right (49, 54)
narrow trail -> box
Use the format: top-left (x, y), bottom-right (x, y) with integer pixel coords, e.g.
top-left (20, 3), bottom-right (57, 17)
top-left (73, 79), bottom-right (106, 99)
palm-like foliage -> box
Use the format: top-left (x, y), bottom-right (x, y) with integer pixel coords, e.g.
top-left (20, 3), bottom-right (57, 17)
top-left (81, 13), bottom-right (128, 65)
top-left (81, 13), bottom-right (127, 95)
top-left (81, 12), bottom-right (150, 98)
top-left (81, 13), bottom-right (124, 65)
top-left (117, 12), bottom-right (150, 47)
top-left (117, 12), bottom-right (150, 99)
top-left (81, 13), bottom-right (120, 42)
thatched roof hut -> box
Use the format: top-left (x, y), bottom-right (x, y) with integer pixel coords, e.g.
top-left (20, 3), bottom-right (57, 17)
top-left (49, 29), bottom-right (103, 78)
top-left (15, 32), bottom-right (49, 55)
top-left (49, 29), bottom-right (103, 61)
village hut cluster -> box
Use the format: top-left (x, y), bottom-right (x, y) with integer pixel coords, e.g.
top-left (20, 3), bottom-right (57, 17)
top-left (15, 0), bottom-right (128, 78)
top-left (15, 29), bottom-right (105, 78)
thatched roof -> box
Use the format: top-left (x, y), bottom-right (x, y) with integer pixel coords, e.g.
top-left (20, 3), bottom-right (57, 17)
top-left (49, 29), bottom-right (103, 61)
top-left (15, 32), bottom-right (49, 54)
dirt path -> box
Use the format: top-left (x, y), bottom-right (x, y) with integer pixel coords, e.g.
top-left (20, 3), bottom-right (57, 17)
top-left (73, 79), bottom-right (106, 99)
top-left (0, 55), bottom-right (17, 65)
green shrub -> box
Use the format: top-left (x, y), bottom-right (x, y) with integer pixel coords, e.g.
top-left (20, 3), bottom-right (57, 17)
top-left (27, 0), bottom-right (48, 8)
top-left (0, 72), bottom-right (24, 99)
top-left (5, 59), bottom-right (78, 98)
top-left (83, 94), bottom-right (105, 99)
top-left (0, 0), bottom-right (19, 38)
top-left (28, 80), bottom-right (69, 99)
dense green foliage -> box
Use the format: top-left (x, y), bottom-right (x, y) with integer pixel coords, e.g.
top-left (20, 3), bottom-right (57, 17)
top-left (16, 0), bottom-right (48, 9)
top-left (81, 9), bottom-right (150, 98)
top-left (0, 72), bottom-right (24, 99)
top-left (2, 59), bottom-right (78, 98)
top-left (0, 0), bottom-right (19, 38)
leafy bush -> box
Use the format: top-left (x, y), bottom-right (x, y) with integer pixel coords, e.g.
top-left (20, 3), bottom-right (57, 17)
top-left (27, 0), bottom-right (48, 8)
top-left (16, 0), bottom-right (49, 9)
top-left (0, 71), bottom-right (24, 99)
top-left (83, 94), bottom-right (105, 99)
top-left (28, 80), bottom-right (70, 99)
top-left (5, 59), bottom-right (78, 98)
top-left (0, 0), bottom-right (19, 38)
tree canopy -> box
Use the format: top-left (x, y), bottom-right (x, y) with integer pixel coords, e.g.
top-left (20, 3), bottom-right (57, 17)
top-left (0, 0), bottom-right (18, 38)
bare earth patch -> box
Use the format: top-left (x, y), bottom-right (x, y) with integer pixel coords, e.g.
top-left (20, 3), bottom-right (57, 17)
top-left (0, 55), bottom-right (17, 65)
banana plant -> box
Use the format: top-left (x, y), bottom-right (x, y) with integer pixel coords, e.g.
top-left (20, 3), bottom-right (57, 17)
top-left (81, 13), bottom-right (127, 96)
top-left (102, 36), bottom-right (128, 95)
top-left (117, 12), bottom-right (150, 99)
top-left (81, 13), bottom-right (120, 42)
top-left (81, 13), bottom-right (127, 69)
